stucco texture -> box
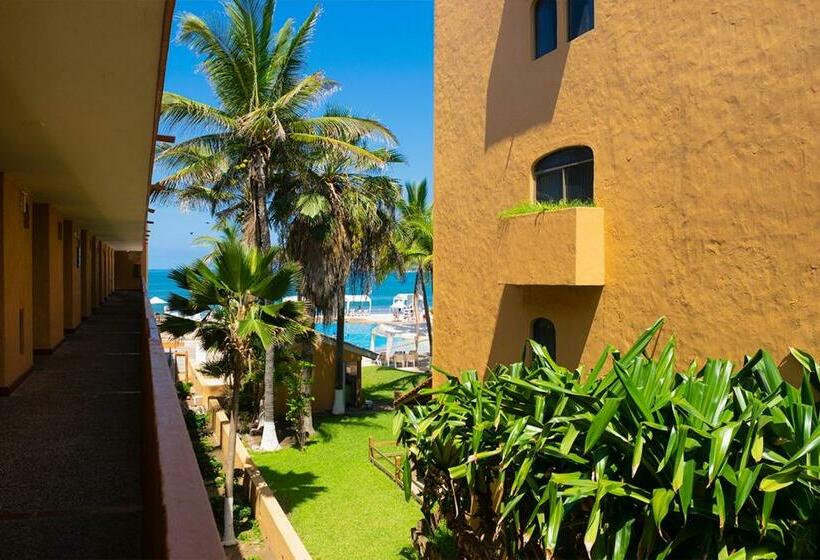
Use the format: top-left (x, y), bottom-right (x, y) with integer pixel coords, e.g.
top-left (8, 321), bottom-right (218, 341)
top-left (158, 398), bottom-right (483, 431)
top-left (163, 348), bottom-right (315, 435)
top-left (434, 1), bottom-right (820, 378)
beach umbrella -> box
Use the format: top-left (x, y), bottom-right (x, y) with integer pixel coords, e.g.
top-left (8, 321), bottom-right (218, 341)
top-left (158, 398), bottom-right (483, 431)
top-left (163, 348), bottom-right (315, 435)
top-left (149, 296), bottom-right (167, 305)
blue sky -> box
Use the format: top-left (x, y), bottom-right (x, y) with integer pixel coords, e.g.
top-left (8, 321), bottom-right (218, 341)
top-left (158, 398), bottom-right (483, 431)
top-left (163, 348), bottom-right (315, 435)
top-left (149, 0), bottom-right (433, 269)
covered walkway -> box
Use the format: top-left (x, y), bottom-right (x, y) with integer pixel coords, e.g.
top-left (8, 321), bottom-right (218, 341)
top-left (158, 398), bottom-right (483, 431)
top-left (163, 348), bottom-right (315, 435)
top-left (0, 292), bottom-right (144, 558)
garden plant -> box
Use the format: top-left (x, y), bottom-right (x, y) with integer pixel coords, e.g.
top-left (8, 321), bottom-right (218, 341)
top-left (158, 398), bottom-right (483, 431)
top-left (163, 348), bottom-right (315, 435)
top-left (397, 319), bottom-right (820, 559)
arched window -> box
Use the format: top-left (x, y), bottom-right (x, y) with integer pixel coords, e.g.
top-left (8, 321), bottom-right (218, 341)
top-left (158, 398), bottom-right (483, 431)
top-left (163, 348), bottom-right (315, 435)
top-left (568, 0), bottom-right (595, 40)
top-left (534, 0), bottom-right (557, 58)
top-left (533, 146), bottom-right (594, 203)
top-left (532, 318), bottom-right (557, 360)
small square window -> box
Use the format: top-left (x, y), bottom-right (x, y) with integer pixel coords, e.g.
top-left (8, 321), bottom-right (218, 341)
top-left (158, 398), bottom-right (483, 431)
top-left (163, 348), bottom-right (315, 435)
top-left (568, 0), bottom-right (594, 40)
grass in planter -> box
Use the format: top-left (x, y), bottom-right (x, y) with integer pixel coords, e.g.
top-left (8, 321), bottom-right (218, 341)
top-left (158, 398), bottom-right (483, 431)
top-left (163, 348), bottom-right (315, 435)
top-left (498, 198), bottom-right (594, 219)
top-left (251, 366), bottom-right (422, 560)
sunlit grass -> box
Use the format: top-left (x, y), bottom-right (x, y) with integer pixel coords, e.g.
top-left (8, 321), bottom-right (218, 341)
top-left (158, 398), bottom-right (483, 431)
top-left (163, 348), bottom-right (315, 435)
top-left (251, 366), bottom-right (422, 559)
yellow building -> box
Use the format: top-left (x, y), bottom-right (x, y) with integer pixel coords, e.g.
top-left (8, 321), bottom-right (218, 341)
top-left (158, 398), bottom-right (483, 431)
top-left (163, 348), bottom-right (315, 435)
top-left (0, 1), bottom-right (223, 556)
top-left (434, 1), bottom-right (820, 377)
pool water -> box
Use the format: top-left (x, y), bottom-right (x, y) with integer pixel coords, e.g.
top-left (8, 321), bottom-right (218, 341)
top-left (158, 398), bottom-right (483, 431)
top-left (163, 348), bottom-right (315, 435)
top-left (314, 322), bottom-right (382, 350)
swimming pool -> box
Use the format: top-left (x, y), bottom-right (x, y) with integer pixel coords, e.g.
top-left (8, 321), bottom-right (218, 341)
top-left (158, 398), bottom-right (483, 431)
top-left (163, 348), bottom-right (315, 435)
top-left (314, 322), bottom-right (383, 350)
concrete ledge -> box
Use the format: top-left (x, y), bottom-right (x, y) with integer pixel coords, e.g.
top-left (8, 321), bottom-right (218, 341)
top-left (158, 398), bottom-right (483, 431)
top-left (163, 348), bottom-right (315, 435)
top-left (208, 401), bottom-right (312, 560)
top-left (141, 291), bottom-right (224, 559)
top-left (497, 207), bottom-right (605, 286)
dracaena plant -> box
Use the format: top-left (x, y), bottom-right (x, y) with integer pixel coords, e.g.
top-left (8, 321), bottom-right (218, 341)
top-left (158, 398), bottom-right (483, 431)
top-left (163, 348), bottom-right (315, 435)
top-left (396, 319), bottom-right (820, 560)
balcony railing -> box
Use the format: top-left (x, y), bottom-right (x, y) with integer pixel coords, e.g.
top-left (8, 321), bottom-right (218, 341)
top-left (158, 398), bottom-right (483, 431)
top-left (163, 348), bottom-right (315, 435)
top-left (497, 207), bottom-right (605, 286)
top-left (140, 287), bottom-right (224, 559)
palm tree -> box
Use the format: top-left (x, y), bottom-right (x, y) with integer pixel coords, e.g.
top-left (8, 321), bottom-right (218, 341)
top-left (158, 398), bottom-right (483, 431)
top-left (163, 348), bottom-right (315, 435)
top-left (160, 228), bottom-right (308, 545)
top-left (153, 0), bottom-right (396, 449)
top-left (393, 179), bottom-right (433, 352)
top-left (278, 134), bottom-right (402, 415)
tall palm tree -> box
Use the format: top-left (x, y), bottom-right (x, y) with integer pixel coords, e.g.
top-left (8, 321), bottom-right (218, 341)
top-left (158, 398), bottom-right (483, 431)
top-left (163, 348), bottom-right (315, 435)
top-left (393, 179), bottom-right (433, 352)
top-left (160, 228), bottom-right (308, 545)
top-left (278, 134), bottom-right (402, 415)
top-left (153, 0), bottom-right (396, 449)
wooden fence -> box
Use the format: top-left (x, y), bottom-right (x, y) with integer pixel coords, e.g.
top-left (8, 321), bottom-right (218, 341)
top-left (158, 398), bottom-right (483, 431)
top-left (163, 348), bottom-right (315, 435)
top-left (368, 437), bottom-right (423, 503)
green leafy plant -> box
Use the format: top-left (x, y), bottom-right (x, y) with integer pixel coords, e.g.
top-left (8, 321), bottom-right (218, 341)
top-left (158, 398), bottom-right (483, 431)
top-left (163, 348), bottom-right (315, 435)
top-left (498, 198), bottom-right (594, 219)
top-left (396, 319), bottom-right (820, 559)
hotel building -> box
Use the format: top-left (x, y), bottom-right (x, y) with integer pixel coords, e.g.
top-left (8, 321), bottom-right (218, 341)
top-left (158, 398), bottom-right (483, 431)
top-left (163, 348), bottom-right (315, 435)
top-left (434, 1), bottom-right (819, 376)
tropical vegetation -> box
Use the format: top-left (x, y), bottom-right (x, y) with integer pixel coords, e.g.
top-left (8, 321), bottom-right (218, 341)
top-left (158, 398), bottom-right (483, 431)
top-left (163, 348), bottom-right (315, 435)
top-left (153, 0), bottom-right (401, 445)
top-left (160, 228), bottom-right (308, 544)
top-left (388, 179), bottom-right (433, 352)
top-left (396, 319), bottom-right (820, 559)
top-left (251, 366), bottom-right (425, 559)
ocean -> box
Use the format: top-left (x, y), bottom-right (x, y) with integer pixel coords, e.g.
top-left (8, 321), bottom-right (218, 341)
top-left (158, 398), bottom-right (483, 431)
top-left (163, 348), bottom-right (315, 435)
top-left (147, 269), bottom-right (432, 349)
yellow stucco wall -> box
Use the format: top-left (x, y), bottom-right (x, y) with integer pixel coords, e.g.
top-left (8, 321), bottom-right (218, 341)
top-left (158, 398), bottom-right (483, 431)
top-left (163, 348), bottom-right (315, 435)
top-left (273, 341), bottom-right (364, 415)
top-left (0, 174), bottom-right (34, 389)
top-left (62, 220), bottom-right (82, 330)
top-left (434, 1), bottom-right (820, 377)
top-left (80, 229), bottom-right (92, 318)
top-left (115, 250), bottom-right (143, 291)
top-left (32, 203), bottom-right (64, 351)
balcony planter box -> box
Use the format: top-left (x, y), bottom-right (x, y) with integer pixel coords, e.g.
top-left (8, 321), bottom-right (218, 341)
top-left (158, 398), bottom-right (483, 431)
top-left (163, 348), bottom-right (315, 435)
top-left (497, 207), bottom-right (604, 286)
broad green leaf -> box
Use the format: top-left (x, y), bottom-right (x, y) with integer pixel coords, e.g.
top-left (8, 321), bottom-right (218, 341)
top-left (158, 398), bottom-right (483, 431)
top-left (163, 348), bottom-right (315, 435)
top-left (584, 485), bottom-right (605, 557)
top-left (713, 479), bottom-right (726, 529)
top-left (544, 483), bottom-right (563, 560)
top-left (612, 517), bottom-right (635, 560)
top-left (708, 423), bottom-right (737, 485)
top-left (402, 455), bottom-right (412, 501)
top-left (560, 424), bottom-right (579, 455)
top-left (679, 460), bottom-right (695, 520)
top-left (511, 456), bottom-right (533, 493)
top-left (759, 467), bottom-right (800, 492)
top-left (783, 425), bottom-right (820, 468)
top-left (651, 488), bottom-right (675, 530)
top-left (585, 397), bottom-right (623, 452)
top-left (761, 490), bottom-right (775, 531)
top-left (632, 424), bottom-right (644, 478)
top-left (734, 465), bottom-right (762, 514)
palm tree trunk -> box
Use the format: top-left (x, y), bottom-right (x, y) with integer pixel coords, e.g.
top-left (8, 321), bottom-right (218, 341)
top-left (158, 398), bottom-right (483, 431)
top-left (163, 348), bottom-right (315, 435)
top-left (418, 265), bottom-right (433, 355)
top-left (222, 365), bottom-right (241, 546)
top-left (251, 163), bottom-right (281, 451)
top-left (300, 316), bottom-right (316, 436)
top-left (331, 281), bottom-right (346, 415)
top-left (259, 345), bottom-right (280, 450)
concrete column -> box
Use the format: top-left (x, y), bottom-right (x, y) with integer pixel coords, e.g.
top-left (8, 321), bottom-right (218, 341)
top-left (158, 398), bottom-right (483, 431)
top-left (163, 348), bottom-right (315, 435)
top-left (0, 173), bottom-right (34, 393)
top-left (62, 220), bottom-right (82, 331)
top-left (91, 236), bottom-right (100, 310)
top-left (80, 229), bottom-right (93, 318)
top-left (32, 203), bottom-right (64, 352)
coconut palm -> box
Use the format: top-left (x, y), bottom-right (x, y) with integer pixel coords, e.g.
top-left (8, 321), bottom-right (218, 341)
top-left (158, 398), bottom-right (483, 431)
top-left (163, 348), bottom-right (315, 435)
top-left (277, 134), bottom-right (402, 415)
top-left (153, 0), bottom-right (397, 449)
top-left (159, 228), bottom-right (308, 545)
top-left (393, 179), bottom-right (433, 352)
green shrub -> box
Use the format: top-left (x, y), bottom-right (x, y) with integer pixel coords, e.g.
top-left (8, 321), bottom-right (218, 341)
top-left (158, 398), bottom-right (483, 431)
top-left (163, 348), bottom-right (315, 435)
top-left (498, 198), bottom-right (594, 219)
top-left (175, 380), bottom-right (193, 399)
top-left (396, 319), bottom-right (820, 559)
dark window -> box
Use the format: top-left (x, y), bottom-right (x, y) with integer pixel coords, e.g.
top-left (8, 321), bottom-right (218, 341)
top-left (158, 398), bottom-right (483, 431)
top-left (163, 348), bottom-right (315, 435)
top-left (568, 0), bottom-right (594, 40)
top-left (532, 318), bottom-right (557, 360)
top-left (534, 0), bottom-right (557, 58)
top-left (534, 146), bottom-right (594, 203)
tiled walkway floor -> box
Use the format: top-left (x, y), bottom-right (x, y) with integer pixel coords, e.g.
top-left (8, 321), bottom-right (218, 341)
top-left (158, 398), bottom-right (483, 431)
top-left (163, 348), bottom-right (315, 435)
top-left (0, 291), bottom-right (144, 558)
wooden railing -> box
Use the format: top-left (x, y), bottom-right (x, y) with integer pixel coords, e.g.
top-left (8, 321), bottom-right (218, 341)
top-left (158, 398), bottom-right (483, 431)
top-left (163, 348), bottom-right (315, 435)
top-left (367, 437), bottom-right (423, 503)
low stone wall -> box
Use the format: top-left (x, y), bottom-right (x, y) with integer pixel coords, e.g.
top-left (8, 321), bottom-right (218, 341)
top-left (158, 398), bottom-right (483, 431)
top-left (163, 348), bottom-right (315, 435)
top-left (208, 401), bottom-right (312, 560)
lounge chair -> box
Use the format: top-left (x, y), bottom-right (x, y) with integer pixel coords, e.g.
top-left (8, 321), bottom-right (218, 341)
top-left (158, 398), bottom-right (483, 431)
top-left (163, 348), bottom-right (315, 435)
top-left (405, 351), bottom-right (417, 367)
top-left (391, 351), bottom-right (407, 367)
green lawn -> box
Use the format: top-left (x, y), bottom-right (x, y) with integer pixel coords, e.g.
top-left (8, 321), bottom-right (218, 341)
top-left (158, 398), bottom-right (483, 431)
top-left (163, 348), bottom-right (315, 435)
top-left (251, 366), bottom-right (427, 560)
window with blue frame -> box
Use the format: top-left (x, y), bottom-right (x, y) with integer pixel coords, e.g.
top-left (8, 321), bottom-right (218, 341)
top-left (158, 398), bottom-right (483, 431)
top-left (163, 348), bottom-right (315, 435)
top-left (568, 0), bottom-right (594, 40)
top-left (534, 0), bottom-right (557, 58)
